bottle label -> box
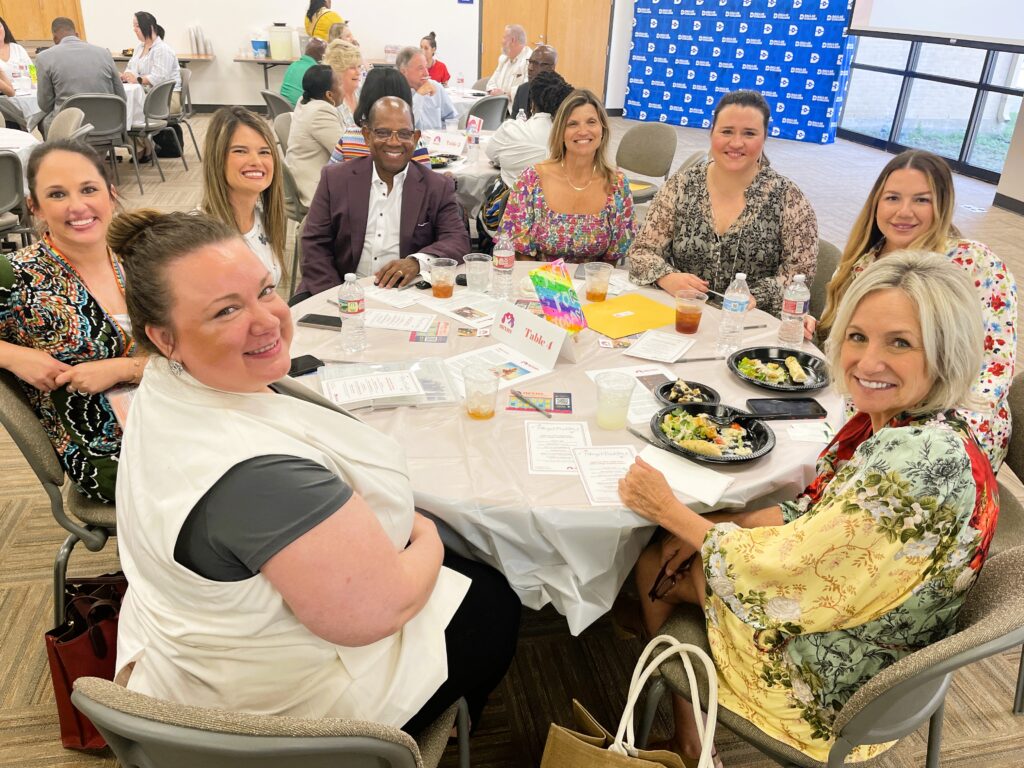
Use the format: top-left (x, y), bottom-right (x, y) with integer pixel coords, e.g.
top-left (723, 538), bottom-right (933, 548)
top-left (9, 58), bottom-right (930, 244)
top-left (493, 251), bottom-right (515, 270)
top-left (782, 298), bottom-right (809, 315)
top-left (722, 296), bottom-right (749, 313)
top-left (339, 298), bottom-right (364, 314)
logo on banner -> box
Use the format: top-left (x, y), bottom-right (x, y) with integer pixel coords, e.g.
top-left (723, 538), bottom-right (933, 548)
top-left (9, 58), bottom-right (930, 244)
top-left (755, 75), bottom-right (764, 85)
top-left (672, 19), bottom-right (679, 29)
top-left (796, 130), bottom-right (805, 139)
top-left (810, 52), bottom-right (820, 63)
top-left (788, 25), bottom-right (798, 35)
top-left (780, 76), bottom-right (789, 87)
top-left (739, 22), bottom-right (748, 32)
top-left (801, 104), bottom-right (810, 115)
top-left (716, 22), bottom-right (724, 31)
top-left (815, 25), bottom-right (824, 36)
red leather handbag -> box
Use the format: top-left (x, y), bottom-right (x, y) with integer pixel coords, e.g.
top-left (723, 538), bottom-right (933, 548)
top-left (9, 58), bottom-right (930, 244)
top-left (44, 573), bottom-right (128, 750)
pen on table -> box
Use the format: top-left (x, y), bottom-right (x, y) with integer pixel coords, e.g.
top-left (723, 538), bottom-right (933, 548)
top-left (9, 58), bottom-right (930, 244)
top-left (744, 323), bottom-right (767, 330)
top-left (511, 389), bottom-right (552, 419)
top-left (678, 355), bottom-right (726, 363)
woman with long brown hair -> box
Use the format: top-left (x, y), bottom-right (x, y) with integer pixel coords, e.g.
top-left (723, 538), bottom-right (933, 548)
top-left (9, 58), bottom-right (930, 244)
top-left (498, 88), bottom-right (634, 263)
top-left (817, 149), bottom-right (1016, 469)
top-left (201, 107), bottom-right (287, 286)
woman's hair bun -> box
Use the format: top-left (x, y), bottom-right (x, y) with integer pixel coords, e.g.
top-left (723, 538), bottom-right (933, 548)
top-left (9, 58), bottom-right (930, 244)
top-left (107, 208), bottom-right (165, 257)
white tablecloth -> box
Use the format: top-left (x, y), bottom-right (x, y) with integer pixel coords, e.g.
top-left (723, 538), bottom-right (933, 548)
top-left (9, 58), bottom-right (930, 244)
top-left (289, 266), bottom-right (844, 634)
top-left (449, 88), bottom-right (486, 123)
top-left (0, 127), bottom-right (40, 191)
top-left (1, 88), bottom-right (41, 128)
top-left (123, 83), bottom-right (145, 130)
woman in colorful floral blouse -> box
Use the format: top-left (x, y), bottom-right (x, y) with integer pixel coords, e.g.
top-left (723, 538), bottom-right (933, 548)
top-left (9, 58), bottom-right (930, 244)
top-left (817, 149), bottom-right (1016, 470)
top-left (0, 141), bottom-right (147, 503)
top-left (498, 89), bottom-right (634, 263)
top-left (619, 251), bottom-right (998, 765)
top-left (627, 89), bottom-right (818, 317)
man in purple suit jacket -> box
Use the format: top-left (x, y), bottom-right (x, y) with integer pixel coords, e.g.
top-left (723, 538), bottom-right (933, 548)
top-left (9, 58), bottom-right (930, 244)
top-left (297, 97), bottom-right (469, 296)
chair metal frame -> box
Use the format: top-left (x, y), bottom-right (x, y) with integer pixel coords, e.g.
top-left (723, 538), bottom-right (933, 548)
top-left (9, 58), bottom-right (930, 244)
top-left (0, 370), bottom-right (116, 626)
top-left (62, 93), bottom-right (144, 195)
top-left (128, 80), bottom-right (188, 180)
top-left (167, 67), bottom-right (202, 161)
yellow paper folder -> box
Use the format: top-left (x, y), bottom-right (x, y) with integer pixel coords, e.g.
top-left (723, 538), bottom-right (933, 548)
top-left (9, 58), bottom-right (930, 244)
top-left (582, 294), bottom-right (675, 339)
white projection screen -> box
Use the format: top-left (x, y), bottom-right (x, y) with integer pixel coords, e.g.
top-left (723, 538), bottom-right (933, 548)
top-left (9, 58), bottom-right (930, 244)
top-left (849, 0), bottom-right (1024, 52)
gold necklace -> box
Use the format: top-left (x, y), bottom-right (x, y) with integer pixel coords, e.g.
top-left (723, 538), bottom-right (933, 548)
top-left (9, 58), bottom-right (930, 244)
top-left (561, 160), bottom-right (596, 192)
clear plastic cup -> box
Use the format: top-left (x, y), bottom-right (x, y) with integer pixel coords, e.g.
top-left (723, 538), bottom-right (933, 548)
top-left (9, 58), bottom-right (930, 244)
top-left (464, 253), bottom-right (491, 294)
top-left (463, 364), bottom-right (499, 420)
top-left (431, 257), bottom-right (458, 298)
top-left (595, 372), bottom-right (635, 430)
top-left (674, 290), bottom-right (708, 334)
top-left (584, 262), bottom-right (613, 302)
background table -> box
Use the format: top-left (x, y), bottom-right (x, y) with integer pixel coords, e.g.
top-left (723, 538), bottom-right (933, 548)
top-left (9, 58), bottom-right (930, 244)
top-left (0, 128), bottom-right (40, 192)
top-left (289, 266), bottom-right (844, 633)
top-left (448, 88), bottom-right (485, 123)
top-left (448, 136), bottom-right (500, 218)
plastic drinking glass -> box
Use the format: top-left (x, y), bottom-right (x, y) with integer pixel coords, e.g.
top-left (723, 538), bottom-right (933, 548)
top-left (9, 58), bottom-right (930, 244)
top-left (675, 290), bottom-right (708, 334)
top-left (595, 372), bottom-right (635, 430)
top-left (464, 365), bottom-right (499, 420)
top-left (584, 262), bottom-right (613, 302)
top-left (431, 258), bottom-right (458, 298)
top-left (464, 253), bottom-right (492, 293)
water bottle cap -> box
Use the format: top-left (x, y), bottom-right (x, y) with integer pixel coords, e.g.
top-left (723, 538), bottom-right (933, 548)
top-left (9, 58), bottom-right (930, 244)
top-left (344, 273), bottom-right (357, 282)
top-left (735, 272), bottom-right (746, 280)
top-left (794, 274), bottom-right (805, 282)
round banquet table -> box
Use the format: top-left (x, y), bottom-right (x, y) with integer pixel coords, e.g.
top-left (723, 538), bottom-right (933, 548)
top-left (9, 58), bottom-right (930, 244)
top-left (289, 264), bottom-right (844, 634)
top-left (448, 88), bottom-right (486, 123)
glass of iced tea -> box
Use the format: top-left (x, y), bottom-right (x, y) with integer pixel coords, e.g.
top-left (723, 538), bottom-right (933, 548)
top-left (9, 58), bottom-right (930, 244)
top-left (431, 258), bottom-right (458, 298)
top-left (463, 364), bottom-right (500, 420)
top-left (584, 262), bottom-right (613, 302)
top-left (675, 290), bottom-right (708, 334)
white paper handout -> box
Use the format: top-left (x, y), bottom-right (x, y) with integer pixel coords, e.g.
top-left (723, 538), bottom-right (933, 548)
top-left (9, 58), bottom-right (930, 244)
top-left (417, 291), bottom-right (500, 329)
top-left (526, 421), bottom-right (592, 475)
top-left (445, 343), bottom-right (547, 392)
top-left (574, 446), bottom-right (637, 506)
top-left (321, 371), bottom-right (424, 406)
top-left (585, 364), bottom-right (675, 424)
top-left (623, 330), bottom-right (696, 364)
top-left (362, 284), bottom-right (420, 309)
top-left (637, 445), bottom-right (734, 508)
top-left (364, 309), bottom-right (436, 332)
top-left (787, 422), bottom-right (835, 443)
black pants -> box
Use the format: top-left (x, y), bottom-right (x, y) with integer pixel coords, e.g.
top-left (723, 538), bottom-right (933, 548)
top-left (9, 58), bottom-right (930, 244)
top-left (401, 551), bottom-right (521, 735)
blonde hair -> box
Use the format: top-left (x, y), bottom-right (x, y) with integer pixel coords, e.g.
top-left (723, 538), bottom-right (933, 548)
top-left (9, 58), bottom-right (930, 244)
top-left (547, 89), bottom-right (616, 191)
top-left (200, 107), bottom-right (286, 280)
top-left (327, 21), bottom-right (348, 42)
top-left (824, 250), bottom-right (982, 417)
top-left (819, 150), bottom-right (960, 334)
top-left (323, 39), bottom-right (362, 72)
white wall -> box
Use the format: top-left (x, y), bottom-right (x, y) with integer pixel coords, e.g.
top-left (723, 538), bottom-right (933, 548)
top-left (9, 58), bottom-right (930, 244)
top-left (79, 0), bottom-right (481, 106)
top-left (605, 0), bottom-right (636, 111)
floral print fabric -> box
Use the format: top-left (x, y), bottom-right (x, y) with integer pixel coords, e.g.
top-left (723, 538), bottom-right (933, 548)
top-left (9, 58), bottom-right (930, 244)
top-left (627, 160), bottom-right (818, 316)
top-left (0, 240), bottom-right (131, 502)
top-left (702, 410), bottom-right (998, 761)
top-left (847, 237), bottom-right (1016, 470)
top-left (499, 166), bottom-right (635, 263)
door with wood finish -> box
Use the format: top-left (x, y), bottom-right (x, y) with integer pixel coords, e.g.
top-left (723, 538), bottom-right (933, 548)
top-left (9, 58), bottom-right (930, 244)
top-left (480, 0), bottom-right (549, 83)
top-left (544, 0), bottom-right (613, 98)
top-left (0, 0), bottom-right (86, 42)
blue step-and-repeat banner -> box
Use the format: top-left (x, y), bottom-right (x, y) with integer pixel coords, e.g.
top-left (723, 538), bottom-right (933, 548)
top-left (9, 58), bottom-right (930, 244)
top-left (625, 0), bottom-right (855, 144)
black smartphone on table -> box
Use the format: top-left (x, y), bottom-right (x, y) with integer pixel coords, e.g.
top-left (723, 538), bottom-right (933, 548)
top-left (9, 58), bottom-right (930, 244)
top-left (296, 314), bottom-right (342, 331)
top-left (288, 354), bottom-right (325, 377)
top-left (745, 397), bottom-right (827, 420)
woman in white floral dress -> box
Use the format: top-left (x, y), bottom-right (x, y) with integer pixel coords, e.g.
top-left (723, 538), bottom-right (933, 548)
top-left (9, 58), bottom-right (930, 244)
top-left (620, 252), bottom-right (1000, 765)
top-left (817, 149), bottom-right (1016, 470)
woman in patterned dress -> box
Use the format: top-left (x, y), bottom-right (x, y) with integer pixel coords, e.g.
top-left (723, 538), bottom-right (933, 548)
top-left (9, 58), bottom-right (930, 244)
top-left (0, 140), bottom-right (146, 502)
top-left (498, 89), bottom-right (635, 263)
top-left (619, 251), bottom-right (999, 765)
top-left (817, 149), bottom-right (1016, 470)
top-left (627, 90), bottom-right (819, 317)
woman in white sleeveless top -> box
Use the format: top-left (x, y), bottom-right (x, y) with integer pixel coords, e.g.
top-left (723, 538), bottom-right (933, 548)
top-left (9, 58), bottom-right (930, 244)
top-left (110, 209), bottom-right (520, 733)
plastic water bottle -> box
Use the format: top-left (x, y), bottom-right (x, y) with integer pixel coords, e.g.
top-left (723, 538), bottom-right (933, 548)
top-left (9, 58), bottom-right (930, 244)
top-left (516, 108), bottom-right (527, 122)
top-left (456, 71), bottom-right (465, 89)
top-left (491, 236), bottom-right (515, 302)
top-left (778, 274), bottom-right (810, 346)
top-left (715, 272), bottom-right (751, 355)
top-left (337, 273), bottom-right (366, 354)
